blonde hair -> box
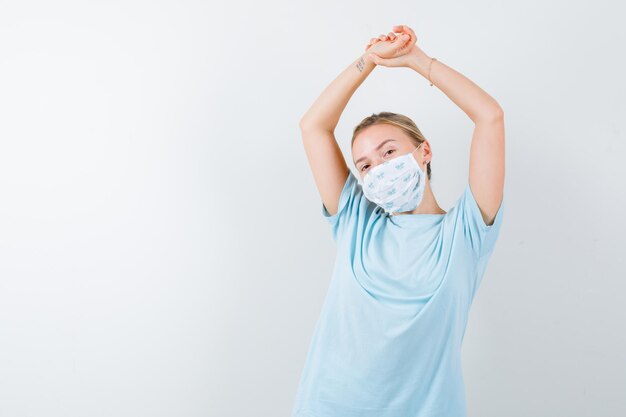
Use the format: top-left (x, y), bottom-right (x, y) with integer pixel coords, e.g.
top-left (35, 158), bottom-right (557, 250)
top-left (351, 112), bottom-right (432, 180)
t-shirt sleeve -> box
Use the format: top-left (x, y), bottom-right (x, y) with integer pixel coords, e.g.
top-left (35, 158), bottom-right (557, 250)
top-left (459, 182), bottom-right (505, 259)
top-left (320, 170), bottom-right (367, 241)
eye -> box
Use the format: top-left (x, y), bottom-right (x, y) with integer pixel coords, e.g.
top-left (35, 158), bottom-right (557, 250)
top-left (360, 149), bottom-right (395, 172)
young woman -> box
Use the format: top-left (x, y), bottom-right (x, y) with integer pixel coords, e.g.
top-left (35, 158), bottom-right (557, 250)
top-left (293, 25), bottom-right (505, 417)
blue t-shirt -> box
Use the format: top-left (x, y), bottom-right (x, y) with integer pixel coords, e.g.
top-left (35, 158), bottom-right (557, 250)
top-left (292, 170), bottom-right (505, 417)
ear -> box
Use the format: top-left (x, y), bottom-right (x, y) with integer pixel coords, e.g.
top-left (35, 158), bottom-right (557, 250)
top-left (420, 140), bottom-right (430, 156)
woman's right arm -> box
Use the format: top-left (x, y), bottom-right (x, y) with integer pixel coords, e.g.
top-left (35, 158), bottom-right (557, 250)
top-left (299, 53), bottom-right (377, 216)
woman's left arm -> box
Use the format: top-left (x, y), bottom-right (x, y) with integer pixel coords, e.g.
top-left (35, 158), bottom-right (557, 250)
top-left (409, 52), bottom-right (504, 226)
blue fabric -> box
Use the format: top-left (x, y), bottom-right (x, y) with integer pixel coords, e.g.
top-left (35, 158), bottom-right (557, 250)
top-left (292, 170), bottom-right (505, 417)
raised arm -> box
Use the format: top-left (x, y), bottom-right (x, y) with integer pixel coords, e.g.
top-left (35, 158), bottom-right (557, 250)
top-left (395, 26), bottom-right (504, 226)
top-left (299, 32), bottom-right (412, 215)
top-left (298, 54), bottom-right (374, 215)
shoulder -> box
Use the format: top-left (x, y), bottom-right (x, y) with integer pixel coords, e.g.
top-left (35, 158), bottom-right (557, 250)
top-left (446, 183), bottom-right (506, 258)
top-left (321, 170), bottom-right (383, 241)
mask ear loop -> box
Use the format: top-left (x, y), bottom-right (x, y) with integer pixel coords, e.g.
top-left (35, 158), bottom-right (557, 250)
top-left (411, 142), bottom-right (424, 156)
top-left (411, 143), bottom-right (425, 167)
top-left (411, 143), bottom-right (429, 174)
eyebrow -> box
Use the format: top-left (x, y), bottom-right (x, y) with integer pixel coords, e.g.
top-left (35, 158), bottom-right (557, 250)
top-left (354, 139), bottom-right (397, 166)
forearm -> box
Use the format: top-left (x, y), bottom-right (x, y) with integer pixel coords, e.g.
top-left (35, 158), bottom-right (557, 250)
top-left (299, 54), bottom-right (376, 132)
top-left (409, 51), bottom-right (503, 124)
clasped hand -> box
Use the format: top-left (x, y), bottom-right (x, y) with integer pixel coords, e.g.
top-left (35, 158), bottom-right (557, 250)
top-left (364, 24), bottom-right (419, 68)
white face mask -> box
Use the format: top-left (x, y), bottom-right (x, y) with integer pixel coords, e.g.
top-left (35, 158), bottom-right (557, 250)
top-left (361, 144), bottom-right (427, 214)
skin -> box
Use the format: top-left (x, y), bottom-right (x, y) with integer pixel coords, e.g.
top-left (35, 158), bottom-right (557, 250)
top-left (351, 124), bottom-right (446, 215)
top-left (300, 24), bottom-right (504, 226)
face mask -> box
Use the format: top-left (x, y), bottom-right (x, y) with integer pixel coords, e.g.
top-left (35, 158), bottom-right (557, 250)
top-left (361, 144), bottom-right (427, 214)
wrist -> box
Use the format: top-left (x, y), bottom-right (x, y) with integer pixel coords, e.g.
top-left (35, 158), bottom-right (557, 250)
top-left (408, 51), bottom-right (433, 76)
top-left (361, 52), bottom-right (377, 68)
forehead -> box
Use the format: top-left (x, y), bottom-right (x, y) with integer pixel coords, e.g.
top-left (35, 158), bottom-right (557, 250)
top-left (352, 124), bottom-right (409, 156)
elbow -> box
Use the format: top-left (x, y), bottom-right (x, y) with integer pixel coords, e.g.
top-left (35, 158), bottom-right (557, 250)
top-left (476, 107), bottom-right (504, 125)
top-left (492, 107), bottom-right (504, 121)
top-left (299, 116), bottom-right (313, 131)
top-left (299, 119), bottom-right (331, 133)
top-left (298, 118), bottom-right (311, 131)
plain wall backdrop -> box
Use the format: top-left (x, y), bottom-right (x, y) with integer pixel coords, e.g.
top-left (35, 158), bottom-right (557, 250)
top-left (1, 1), bottom-right (625, 416)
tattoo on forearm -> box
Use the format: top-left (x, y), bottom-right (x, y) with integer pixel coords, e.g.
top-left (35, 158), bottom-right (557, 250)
top-left (356, 57), bottom-right (365, 72)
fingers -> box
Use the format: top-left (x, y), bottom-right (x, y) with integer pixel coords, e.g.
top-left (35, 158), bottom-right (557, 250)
top-left (393, 24), bottom-right (414, 35)
top-left (365, 31), bottom-right (403, 51)
top-left (392, 24), bottom-right (417, 43)
top-left (394, 33), bottom-right (410, 43)
top-left (366, 34), bottom-right (388, 50)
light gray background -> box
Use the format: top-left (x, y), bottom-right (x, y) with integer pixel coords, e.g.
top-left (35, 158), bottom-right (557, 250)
top-left (1, 1), bottom-right (624, 416)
